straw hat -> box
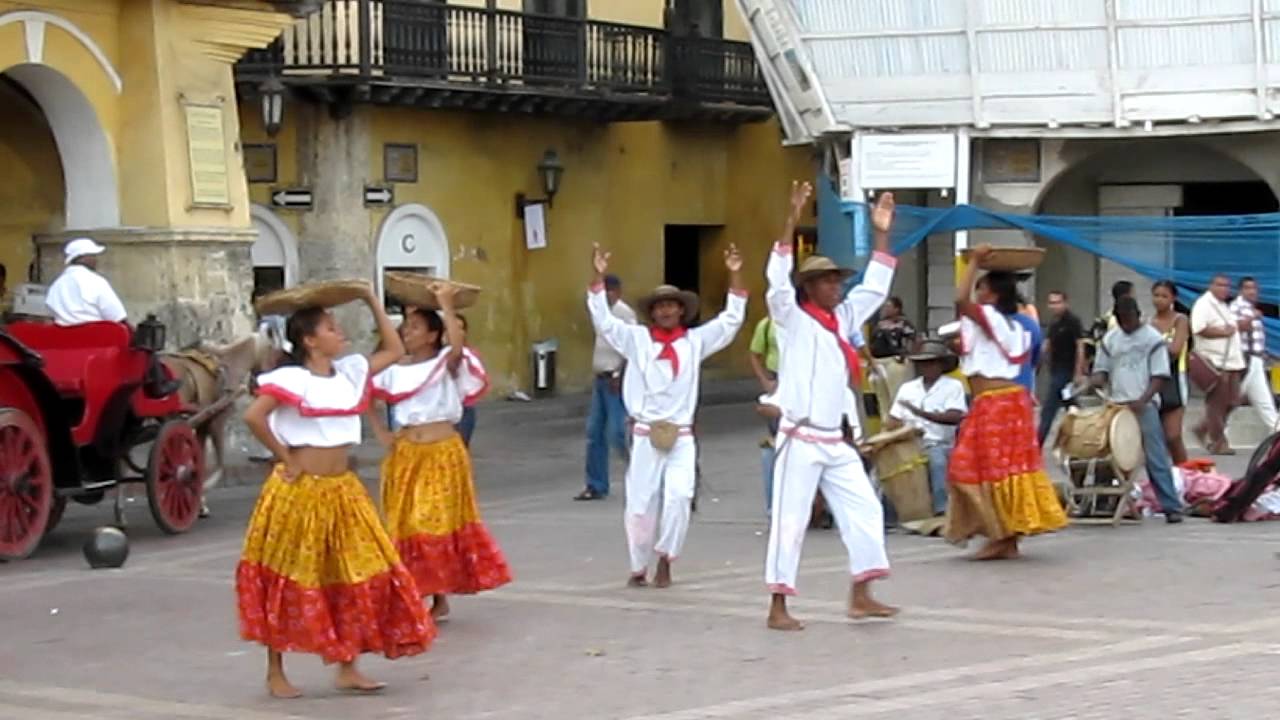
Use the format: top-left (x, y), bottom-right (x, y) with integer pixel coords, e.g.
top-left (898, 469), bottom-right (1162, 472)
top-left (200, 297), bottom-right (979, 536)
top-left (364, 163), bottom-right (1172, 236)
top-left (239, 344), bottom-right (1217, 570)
top-left (907, 339), bottom-right (953, 363)
top-left (795, 255), bottom-right (855, 283)
top-left (638, 285), bottom-right (699, 325)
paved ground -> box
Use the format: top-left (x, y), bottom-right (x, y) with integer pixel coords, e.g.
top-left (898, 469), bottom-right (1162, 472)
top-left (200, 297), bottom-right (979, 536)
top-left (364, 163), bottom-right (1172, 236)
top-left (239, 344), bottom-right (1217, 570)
top-left (3, 400), bottom-right (1279, 720)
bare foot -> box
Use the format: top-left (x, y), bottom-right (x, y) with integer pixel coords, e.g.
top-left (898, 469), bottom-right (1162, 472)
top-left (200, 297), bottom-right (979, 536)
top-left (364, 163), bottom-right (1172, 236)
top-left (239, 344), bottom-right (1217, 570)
top-left (335, 665), bottom-right (386, 693)
top-left (627, 573), bottom-right (648, 588)
top-left (767, 594), bottom-right (804, 631)
top-left (266, 674), bottom-right (302, 699)
top-left (998, 540), bottom-right (1021, 560)
top-left (849, 598), bottom-right (900, 619)
top-left (653, 557), bottom-right (672, 589)
top-left (972, 538), bottom-right (1013, 561)
top-left (430, 594), bottom-right (451, 621)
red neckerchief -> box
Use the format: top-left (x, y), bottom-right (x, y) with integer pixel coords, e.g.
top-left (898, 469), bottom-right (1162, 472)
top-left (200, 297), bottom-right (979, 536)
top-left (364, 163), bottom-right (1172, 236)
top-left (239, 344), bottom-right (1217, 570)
top-left (649, 326), bottom-right (687, 376)
top-left (801, 301), bottom-right (862, 385)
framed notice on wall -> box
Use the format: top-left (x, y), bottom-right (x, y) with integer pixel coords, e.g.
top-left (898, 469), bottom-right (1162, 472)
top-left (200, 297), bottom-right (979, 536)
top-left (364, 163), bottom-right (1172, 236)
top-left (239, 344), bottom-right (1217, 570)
top-left (183, 103), bottom-right (231, 207)
top-left (384, 143), bottom-right (418, 183)
top-left (243, 143), bottom-right (277, 184)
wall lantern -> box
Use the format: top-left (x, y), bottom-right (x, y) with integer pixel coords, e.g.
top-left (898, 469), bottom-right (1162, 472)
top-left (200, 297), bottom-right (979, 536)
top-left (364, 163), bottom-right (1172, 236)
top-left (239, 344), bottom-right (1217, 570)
top-left (515, 148), bottom-right (565, 218)
top-left (260, 77), bottom-right (286, 137)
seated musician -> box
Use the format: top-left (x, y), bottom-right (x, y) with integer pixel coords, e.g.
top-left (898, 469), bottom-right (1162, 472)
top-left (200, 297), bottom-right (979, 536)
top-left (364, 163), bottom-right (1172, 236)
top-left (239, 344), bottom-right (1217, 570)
top-left (44, 238), bottom-right (179, 397)
top-left (1088, 296), bottom-right (1184, 524)
top-left (885, 339), bottom-right (968, 516)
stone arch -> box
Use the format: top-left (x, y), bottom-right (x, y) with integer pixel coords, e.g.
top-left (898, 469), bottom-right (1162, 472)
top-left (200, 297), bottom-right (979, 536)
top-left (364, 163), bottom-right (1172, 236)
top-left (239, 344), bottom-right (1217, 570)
top-left (250, 204), bottom-right (300, 288)
top-left (374, 203), bottom-right (451, 302)
top-left (0, 11), bottom-right (121, 229)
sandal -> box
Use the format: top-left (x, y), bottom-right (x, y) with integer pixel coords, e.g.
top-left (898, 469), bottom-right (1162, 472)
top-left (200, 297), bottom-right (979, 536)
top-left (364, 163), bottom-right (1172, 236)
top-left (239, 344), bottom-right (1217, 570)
top-left (573, 489), bottom-right (605, 501)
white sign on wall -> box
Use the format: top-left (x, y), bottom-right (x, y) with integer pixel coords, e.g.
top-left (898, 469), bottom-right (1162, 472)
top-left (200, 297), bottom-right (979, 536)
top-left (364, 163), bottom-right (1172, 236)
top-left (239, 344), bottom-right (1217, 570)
top-left (857, 132), bottom-right (957, 190)
top-left (524, 202), bottom-right (547, 250)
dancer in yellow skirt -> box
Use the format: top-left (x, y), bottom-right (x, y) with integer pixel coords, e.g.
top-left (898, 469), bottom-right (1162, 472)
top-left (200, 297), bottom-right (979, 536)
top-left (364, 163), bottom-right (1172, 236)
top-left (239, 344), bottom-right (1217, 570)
top-left (945, 245), bottom-right (1068, 559)
top-left (238, 284), bottom-right (435, 699)
top-left (370, 283), bottom-right (511, 621)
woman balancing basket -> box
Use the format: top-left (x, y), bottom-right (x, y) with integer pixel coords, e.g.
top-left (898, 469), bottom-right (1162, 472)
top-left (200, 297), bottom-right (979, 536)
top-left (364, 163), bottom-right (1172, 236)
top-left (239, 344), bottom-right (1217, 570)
top-left (946, 245), bottom-right (1067, 560)
top-left (238, 279), bottom-right (435, 699)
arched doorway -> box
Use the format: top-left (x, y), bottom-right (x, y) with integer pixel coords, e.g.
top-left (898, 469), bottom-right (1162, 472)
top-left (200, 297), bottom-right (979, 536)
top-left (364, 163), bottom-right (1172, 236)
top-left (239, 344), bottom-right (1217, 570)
top-left (249, 204), bottom-right (300, 300)
top-left (0, 74), bottom-right (62, 287)
top-left (374, 203), bottom-right (450, 309)
top-left (1033, 139), bottom-right (1279, 323)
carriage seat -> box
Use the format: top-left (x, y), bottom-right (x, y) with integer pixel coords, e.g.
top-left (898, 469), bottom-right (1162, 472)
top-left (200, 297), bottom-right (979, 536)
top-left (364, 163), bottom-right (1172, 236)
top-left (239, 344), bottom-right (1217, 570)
top-left (4, 321), bottom-right (142, 396)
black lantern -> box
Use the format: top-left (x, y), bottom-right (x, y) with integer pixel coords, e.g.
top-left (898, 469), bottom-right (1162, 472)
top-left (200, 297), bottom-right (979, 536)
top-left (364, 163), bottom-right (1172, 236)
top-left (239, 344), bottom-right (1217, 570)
top-left (515, 148), bottom-right (566, 218)
top-left (134, 314), bottom-right (166, 352)
top-left (260, 77), bottom-right (285, 137)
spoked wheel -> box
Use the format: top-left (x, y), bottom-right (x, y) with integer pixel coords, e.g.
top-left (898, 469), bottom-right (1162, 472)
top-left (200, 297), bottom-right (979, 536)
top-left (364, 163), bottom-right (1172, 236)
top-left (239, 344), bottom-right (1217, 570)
top-left (145, 420), bottom-right (205, 534)
top-left (0, 408), bottom-right (53, 560)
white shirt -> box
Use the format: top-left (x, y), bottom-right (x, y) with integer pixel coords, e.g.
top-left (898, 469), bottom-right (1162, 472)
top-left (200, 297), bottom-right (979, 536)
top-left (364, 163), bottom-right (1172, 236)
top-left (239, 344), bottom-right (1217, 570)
top-left (373, 348), bottom-right (488, 427)
top-left (762, 243), bottom-right (895, 435)
top-left (256, 354), bottom-right (370, 448)
top-left (586, 283), bottom-right (746, 426)
top-left (46, 264), bottom-right (127, 326)
top-left (1191, 292), bottom-right (1246, 372)
top-left (959, 305), bottom-right (1031, 380)
top-left (889, 375), bottom-right (967, 446)
top-left (592, 299), bottom-right (637, 374)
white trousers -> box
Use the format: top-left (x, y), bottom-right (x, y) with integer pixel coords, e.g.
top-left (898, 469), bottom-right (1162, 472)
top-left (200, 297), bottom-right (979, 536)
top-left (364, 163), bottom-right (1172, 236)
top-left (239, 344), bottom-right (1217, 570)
top-left (624, 434), bottom-right (696, 574)
top-left (1237, 356), bottom-right (1279, 433)
top-left (765, 427), bottom-right (889, 595)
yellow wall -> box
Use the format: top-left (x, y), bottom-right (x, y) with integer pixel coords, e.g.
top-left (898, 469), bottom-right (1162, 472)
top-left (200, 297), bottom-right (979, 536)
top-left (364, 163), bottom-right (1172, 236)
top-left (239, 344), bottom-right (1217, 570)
top-left (241, 100), bottom-right (811, 394)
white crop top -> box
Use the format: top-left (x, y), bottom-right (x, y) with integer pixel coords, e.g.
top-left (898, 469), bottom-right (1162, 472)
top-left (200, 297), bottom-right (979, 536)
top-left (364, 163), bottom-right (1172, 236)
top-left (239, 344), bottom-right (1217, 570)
top-left (256, 354), bottom-right (371, 448)
top-left (959, 305), bottom-right (1030, 380)
top-left (372, 347), bottom-right (489, 428)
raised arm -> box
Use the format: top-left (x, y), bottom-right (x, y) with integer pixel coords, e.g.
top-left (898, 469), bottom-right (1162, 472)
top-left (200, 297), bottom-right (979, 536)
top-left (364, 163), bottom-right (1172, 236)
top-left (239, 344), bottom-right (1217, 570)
top-left (435, 283), bottom-right (465, 374)
top-left (765, 181), bottom-right (811, 327)
top-left (693, 243), bottom-right (748, 359)
top-left (364, 284), bottom-right (406, 375)
top-left (839, 192), bottom-right (898, 328)
top-left (587, 244), bottom-right (641, 359)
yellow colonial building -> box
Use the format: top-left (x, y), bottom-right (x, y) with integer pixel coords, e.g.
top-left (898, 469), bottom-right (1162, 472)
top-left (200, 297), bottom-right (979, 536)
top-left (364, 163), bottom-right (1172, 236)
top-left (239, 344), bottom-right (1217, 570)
top-left (0, 0), bottom-right (309, 344)
top-left (2, 0), bottom-right (811, 394)
top-left (236, 0), bottom-right (811, 394)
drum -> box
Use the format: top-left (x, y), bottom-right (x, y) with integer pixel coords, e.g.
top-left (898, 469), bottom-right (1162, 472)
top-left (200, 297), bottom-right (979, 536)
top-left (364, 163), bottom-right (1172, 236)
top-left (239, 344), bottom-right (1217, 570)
top-left (861, 425), bottom-right (933, 522)
top-left (1056, 404), bottom-right (1143, 474)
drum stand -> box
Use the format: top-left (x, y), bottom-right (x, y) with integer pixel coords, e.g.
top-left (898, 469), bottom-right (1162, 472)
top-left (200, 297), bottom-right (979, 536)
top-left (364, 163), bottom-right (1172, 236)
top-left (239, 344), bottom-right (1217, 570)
top-left (1064, 458), bottom-right (1142, 526)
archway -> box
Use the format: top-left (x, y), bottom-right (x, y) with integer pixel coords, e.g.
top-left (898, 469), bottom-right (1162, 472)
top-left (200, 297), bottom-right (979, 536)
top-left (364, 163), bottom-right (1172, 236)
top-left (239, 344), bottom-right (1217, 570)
top-left (249, 204), bottom-right (300, 299)
top-left (0, 74), bottom-right (64, 289)
top-left (1032, 139), bottom-right (1278, 323)
top-left (374, 203), bottom-right (451, 308)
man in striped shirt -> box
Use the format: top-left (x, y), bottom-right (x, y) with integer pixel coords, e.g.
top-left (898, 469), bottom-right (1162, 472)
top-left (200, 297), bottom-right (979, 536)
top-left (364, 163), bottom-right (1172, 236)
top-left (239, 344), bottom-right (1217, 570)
top-left (1229, 277), bottom-right (1278, 433)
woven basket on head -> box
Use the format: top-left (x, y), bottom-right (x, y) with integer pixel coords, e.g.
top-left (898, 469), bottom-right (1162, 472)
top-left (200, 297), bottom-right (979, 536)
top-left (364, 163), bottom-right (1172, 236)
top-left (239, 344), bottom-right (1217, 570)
top-left (384, 271), bottom-right (481, 311)
top-left (962, 246), bottom-right (1046, 272)
top-left (254, 279), bottom-right (370, 316)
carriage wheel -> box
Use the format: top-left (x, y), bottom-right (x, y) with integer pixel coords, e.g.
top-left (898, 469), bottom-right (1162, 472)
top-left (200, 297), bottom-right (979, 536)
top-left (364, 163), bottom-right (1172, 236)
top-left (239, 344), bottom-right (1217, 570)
top-left (145, 421), bottom-right (204, 534)
top-left (0, 408), bottom-right (53, 560)
top-left (45, 496), bottom-right (68, 537)
top-left (1246, 432), bottom-right (1280, 479)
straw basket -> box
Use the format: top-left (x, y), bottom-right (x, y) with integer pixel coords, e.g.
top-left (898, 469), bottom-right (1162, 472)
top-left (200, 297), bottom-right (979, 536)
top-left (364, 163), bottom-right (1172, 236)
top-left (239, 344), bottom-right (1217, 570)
top-left (962, 246), bottom-right (1046, 272)
top-left (384, 271), bottom-right (481, 311)
top-left (254, 279), bottom-right (370, 316)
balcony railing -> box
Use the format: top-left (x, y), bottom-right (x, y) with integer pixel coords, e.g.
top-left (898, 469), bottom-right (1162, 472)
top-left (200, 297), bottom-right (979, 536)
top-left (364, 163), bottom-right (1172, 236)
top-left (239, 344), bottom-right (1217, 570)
top-left (237, 0), bottom-right (771, 117)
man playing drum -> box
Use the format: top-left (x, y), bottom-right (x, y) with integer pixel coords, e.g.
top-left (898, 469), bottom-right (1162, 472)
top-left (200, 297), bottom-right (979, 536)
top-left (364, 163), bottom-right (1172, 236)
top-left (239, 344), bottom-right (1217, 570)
top-left (886, 340), bottom-right (968, 517)
top-left (1089, 296), bottom-right (1185, 523)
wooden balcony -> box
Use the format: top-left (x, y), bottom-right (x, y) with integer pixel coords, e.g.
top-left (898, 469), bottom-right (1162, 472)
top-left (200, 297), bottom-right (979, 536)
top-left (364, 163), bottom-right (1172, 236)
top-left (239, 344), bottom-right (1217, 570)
top-left (235, 0), bottom-right (773, 122)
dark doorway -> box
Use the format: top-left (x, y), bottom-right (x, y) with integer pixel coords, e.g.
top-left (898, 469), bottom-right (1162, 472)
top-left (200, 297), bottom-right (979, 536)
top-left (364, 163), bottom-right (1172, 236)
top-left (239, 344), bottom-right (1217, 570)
top-left (664, 225), bottom-right (704, 317)
top-left (523, 0), bottom-right (586, 83)
top-left (665, 0), bottom-right (723, 38)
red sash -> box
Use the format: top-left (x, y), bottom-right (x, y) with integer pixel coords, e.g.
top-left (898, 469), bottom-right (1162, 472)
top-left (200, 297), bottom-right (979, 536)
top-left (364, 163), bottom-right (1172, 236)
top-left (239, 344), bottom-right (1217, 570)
top-left (801, 301), bottom-right (862, 385)
top-left (650, 326), bottom-right (687, 376)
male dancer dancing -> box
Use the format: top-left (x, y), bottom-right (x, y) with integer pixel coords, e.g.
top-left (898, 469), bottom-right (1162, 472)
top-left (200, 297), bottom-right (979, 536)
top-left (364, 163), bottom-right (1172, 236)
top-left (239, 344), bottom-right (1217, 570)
top-left (762, 181), bottom-right (899, 630)
top-left (587, 243), bottom-right (747, 588)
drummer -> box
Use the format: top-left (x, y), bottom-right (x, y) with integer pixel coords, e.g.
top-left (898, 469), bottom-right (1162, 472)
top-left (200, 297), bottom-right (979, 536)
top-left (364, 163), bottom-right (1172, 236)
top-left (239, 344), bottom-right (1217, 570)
top-left (1088, 296), bottom-right (1184, 523)
top-left (885, 339), bottom-right (968, 516)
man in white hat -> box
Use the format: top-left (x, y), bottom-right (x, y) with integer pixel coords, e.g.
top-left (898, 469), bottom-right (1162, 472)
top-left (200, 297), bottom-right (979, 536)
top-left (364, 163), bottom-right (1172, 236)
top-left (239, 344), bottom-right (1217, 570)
top-left (45, 237), bottom-right (178, 397)
top-left (587, 242), bottom-right (747, 589)
top-left (45, 238), bottom-right (126, 326)
top-left (761, 180), bottom-right (899, 631)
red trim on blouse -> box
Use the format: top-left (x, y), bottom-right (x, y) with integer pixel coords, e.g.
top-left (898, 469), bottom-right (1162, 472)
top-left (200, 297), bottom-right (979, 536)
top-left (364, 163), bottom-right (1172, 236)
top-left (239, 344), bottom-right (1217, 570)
top-left (257, 379), bottom-right (372, 417)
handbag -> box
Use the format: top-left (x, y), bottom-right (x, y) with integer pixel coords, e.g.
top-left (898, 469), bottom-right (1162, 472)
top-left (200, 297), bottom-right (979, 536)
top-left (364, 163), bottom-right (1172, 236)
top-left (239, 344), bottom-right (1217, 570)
top-left (1188, 351), bottom-right (1220, 394)
top-left (648, 421), bottom-right (681, 452)
top-left (1158, 353), bottom-right (1184, 410)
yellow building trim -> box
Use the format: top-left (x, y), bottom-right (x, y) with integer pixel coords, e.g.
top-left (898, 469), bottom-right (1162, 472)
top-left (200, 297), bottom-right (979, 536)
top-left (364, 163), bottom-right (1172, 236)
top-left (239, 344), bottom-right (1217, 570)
top-left (0, 9), bottom-right (122, 91)
top-left (177, 3), bottom-right (295, 64)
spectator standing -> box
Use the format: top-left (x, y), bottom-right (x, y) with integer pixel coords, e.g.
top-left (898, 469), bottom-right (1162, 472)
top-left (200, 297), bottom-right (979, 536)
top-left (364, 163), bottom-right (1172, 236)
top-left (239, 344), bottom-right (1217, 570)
top-left (575, 274), bottom-right (636, 500)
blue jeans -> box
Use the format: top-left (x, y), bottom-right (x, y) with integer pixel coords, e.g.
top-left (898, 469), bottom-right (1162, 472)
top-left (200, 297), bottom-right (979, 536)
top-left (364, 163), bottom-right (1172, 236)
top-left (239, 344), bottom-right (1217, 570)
top-left (1136, 403), bottom-right (1182, 514)
top-left (1039, 369), bottom-right (1074, 448)
top-left (925, 443), bottom-right (951, 516)
top-left (456, 405), bottom-right (477, 447)
top-left (585, 376), bottom-right (628, 495)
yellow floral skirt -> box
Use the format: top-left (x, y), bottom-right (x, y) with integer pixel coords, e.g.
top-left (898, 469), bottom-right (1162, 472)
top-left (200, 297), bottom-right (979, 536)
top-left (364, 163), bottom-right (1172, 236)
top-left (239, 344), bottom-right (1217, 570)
top-left (235, 467), bottom-right (436, 663)
top-left (944, 387), bottom-right (1068, 544)
top-left (381, 435), bottom-right (512, 596)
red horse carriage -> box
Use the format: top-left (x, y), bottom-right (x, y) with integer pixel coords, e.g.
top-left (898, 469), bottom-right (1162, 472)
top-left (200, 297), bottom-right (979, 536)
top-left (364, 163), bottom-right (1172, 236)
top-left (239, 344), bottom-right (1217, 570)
top-left (0, 318), bottom-right (218, 561)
